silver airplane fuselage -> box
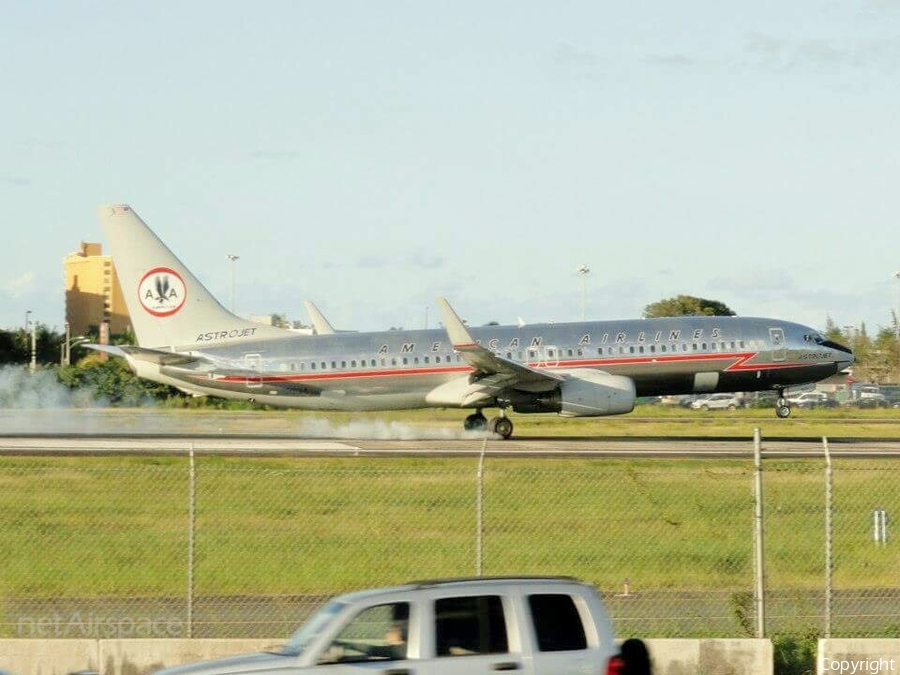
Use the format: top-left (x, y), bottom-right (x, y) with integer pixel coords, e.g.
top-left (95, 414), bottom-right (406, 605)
top-left (144, 316), bottom-right (851, 411)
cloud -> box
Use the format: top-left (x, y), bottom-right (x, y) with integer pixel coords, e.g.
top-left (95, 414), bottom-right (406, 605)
top-left (743, 31), bottom-right (900, 72)
top-left (248, 150), bottom-right (305, 161)
top-left (1, 272), bottom-right (35, 299)
top-left (707, 268), bottom-right (799, 297)
top-left (355, 250), bottom-right (444, 270)
top-left (0, 176), bottom-right (31, 187)
top-left (642, 54), bottom-right (699, 68)
top-left (553, 43), bottom-right (602, 68)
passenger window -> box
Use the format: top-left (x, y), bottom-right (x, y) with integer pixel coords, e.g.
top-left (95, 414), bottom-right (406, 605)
top-left (528, 594), bottom-right (588, 652)
top-left (435, 595), bottom-right (508, 657)
top-left (424, 356), bottom-right (430, 364)
top-left (436, 356), bottom-right (441, 364)
top-left (341, 361), bottom-right (346, 368)
top-left (319, 602), bottom-right (409, 664)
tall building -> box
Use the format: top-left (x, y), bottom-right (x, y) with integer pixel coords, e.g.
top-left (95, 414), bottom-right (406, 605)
top-left (63, 242), bottom-right (131, 337)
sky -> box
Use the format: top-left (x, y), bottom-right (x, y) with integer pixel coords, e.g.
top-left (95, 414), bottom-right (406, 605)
top-left (2, 1), bottom-right (900, 335)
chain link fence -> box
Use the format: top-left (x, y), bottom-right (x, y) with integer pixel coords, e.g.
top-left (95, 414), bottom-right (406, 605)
top-left (1, 445), bottom-right (898, 640)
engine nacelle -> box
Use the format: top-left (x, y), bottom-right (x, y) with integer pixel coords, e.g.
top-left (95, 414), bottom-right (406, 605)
top-left (509, 369), bottom-right (635, 417)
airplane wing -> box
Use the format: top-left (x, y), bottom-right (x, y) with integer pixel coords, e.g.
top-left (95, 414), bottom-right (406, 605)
top-left (436, 297), bottom-right (562, 388)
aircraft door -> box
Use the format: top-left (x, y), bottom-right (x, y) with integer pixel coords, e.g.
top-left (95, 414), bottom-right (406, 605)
top-left (243, 353), bottom-right (263, 389)
top-left (768, 328), bottom-right (786, 362)
top-left (535, 346), bottom-right (560, 368)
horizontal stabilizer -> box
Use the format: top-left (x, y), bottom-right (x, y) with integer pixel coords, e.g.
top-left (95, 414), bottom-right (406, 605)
top-left (83, 343), bottom-right (201, 367)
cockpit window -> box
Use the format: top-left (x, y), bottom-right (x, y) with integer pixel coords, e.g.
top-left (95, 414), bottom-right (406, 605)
top-left (804, 333), bottom-right (825, 345)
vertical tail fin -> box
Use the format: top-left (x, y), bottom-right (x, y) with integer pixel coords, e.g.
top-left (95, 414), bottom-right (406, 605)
top-left (98, 204), bottom-right (285, 348)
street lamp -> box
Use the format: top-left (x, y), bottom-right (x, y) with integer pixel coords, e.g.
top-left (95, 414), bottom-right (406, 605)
top-left (60, 335), bottom-right (89, 366)
top-left (28, 317), bottom-right (37, 374)
top-left (894, 271), bottom-right (900, 342)
top-left (576, 265), bottom-right (590, 321)
top-left (227, 254), bottom-right (240, 313)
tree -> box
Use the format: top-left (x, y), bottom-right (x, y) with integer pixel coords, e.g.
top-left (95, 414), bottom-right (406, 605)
top-left (642, 295), bottom-right (736, 319)
top-left (57, 353), bottom-right (182, 405)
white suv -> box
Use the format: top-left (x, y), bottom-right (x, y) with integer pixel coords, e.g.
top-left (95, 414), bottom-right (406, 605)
top-left (155, 577), bottom-right (642, 675)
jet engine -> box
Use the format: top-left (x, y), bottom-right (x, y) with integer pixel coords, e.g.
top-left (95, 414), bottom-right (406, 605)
top-left (507, 369), bottom-right (636, 417)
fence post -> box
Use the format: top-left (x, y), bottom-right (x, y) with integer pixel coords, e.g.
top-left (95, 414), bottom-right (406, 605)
top-left (476, 437), bottom-right (486, 576)
top-left (187, 443), bottom-right (196, 638)
top-left (753, 427), bottom-right (766, 638)
top-left (824, 436), bottom-right (833, 638)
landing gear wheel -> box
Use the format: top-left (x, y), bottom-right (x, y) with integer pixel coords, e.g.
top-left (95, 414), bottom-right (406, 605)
top-left (773, 389), bottom-right (791, 419)
top-left (463, 412), bottom-right (487, 431)
top-left (489, 416), bottom-right (514, 440)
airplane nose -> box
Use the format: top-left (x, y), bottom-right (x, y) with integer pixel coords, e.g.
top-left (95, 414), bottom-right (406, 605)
top-left (821, 339), bottom-right (853, 372)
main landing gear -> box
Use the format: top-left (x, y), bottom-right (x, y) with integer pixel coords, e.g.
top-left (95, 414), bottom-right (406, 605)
top-left (463, 408), bottom-right (514, 439)
top-left (774, 388), bottom-right (791, 418)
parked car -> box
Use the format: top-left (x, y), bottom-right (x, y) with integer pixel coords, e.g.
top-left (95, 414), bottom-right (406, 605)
top-left (850, 384), bottom-right (890, 408)
top-left (690, 393), bottom-right (742, 410)
top-left (154, 577), bottom-right (644, 675)
top-left (785, 392), bottom-right (836, 409)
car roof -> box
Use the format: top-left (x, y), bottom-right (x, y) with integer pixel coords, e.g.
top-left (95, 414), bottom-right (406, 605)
top-left (331, 577), bottom-right (585, 604)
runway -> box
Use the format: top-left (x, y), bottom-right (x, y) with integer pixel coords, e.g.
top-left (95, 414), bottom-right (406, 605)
top-left (3, 408), bottom-right (900, 458)
top-left (3, 432), bottom-right (900, 458)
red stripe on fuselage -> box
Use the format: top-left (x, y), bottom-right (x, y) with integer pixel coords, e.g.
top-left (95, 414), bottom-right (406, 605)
top-left (214, 351), bottom-right (802, 385)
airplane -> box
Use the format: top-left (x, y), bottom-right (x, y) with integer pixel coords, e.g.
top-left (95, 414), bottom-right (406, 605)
top-left (89, 204), bottom-right (854, 439)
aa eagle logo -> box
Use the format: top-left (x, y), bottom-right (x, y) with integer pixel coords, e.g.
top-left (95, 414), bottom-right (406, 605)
top-left (138, 267), bottom-right (187, 317)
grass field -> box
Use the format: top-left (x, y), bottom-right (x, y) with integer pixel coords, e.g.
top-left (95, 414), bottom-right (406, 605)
top-left (2, 453), bottom-right (898, 598)
top-left (2, 406), bottom-right (899, 638)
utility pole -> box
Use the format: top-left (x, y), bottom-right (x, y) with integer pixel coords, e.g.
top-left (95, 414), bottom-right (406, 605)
top-left (227, 254), bottom-right (239, 313)
top-left (576, 265), bottom-right (590, 321)
top-left (29, 319), bottom-right (37, 373)
top-left (894, 271), bottom-right (900, 342)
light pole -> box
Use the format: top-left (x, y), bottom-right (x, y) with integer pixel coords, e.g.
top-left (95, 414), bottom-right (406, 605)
top-left (227, 254), bottom-right (239, 313)
top-left (29, 318), bottom-right (37, 374)
top-left (576, 265), bottom-right (590, 321)
top-left (60, 334), bottom-right (88, 366)
top-left (894, 271), bottom-right (900, 342)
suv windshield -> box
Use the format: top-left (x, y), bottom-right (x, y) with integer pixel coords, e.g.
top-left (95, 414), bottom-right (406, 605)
top-left (280, 601), bottom-right (346, 656)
